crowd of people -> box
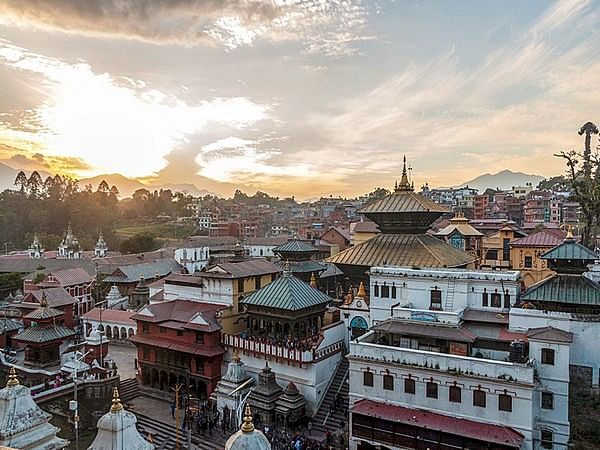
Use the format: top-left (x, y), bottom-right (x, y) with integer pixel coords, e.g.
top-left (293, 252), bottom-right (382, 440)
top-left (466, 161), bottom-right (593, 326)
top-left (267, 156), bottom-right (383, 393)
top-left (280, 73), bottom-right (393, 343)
top-left (265, 429), bottom-right (344, 450)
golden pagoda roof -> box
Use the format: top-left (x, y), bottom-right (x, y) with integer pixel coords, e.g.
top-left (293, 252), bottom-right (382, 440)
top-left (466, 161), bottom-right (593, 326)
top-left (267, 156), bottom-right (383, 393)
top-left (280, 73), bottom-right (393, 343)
top-left (327, 233), bottom-right (477, 268)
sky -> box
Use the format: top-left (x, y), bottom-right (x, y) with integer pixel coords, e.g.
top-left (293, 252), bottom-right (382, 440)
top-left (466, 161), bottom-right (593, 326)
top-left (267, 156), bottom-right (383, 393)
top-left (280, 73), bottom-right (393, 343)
top-left (0, 0), bottom-right (599, 199)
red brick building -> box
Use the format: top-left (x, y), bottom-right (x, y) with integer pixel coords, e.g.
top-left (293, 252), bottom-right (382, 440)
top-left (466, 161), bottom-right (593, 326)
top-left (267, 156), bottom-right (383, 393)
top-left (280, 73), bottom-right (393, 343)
top-left (18, 287), bottom-right (76, 329)
top-left (37, 268), bottom-right (94, 315)
top-left (130, 300), bottom-right (226, 399)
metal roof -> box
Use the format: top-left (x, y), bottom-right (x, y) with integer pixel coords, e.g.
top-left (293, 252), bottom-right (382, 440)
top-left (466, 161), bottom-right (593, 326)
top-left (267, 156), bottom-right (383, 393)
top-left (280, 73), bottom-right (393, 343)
top-left (372, 319), bottom-right (477, 343)
top-left (273, 240), bottom-right (318, 254)
top-left (273, 260), bottom-right (326, 274)
top-left (203, 260), bottom-right (282, 278)
top-left (23, 287), bottom-right (76, 308)
top-left (38, 268), bottom-right (93, 287)
top-left (0, 318), bottom-right (22, 333)
top-left (178, 236), bottom-right (239, 248)
top-left (24, 304), bottom-right (65, 321)
top-left (103, 259), bottom-right (183, 283)
top-left (541, 238), bottom-right (598, 261)
top-left (510, 230), bottom-right (565, 248)
top-left (327, 233), bottom-right (477, 268)
top-left (521, 274), bottom-right (600, 306)
top-left (241, 273), bottom-right (331, 311)
top-left (14, 324), bottom-right (75, 343)
top-left (527, 326), bottom-right (573, 343)
top-left (359, 190), bottom-right (448, 215)
top-left (131, 300), bottom-right (224, 332)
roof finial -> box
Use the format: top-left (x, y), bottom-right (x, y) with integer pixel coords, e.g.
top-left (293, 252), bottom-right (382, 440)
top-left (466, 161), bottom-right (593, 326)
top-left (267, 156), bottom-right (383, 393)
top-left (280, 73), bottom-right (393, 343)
top-left (241, 404), bottom-right (255, 433)
top-left (357, 281), bottom-right (366, 298)
top-left (40, 290), bottom-right (48, 308)
top-left (566, 225), bottom-right (574, 240)
top-left (310, 272), bottom-right (317, 288)
top-left (6, 366), bottom-right (19, 387)
top-left (396, 155), bottom-right (412, 191)
top-left (110, 387), bottom-right (123, 412)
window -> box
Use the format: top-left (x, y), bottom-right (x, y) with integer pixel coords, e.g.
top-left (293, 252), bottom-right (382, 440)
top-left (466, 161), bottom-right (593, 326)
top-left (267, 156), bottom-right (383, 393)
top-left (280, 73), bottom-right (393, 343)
top-left (491, 292), bottom-right (501, 307)
top-left (404, 378), bottom-right (415, 394)
top-left (426, 382), bottom-right (438, 399)
top-left (449, 386), bottom-right (461, 403)
top-left (524, 256), bottom-right (533, 268)
top-left (381, 285), bottom-right (390, 298)
top-left (541, 430), bottom-right (553, 449)
top-left (504, 292), bottom-right (511, 308)
top-left (195, 331), bottom-right (204, 344)
top-left (541, 348), bottom-right (555, 365)
top-left (482, 290), bottom-right (488, 307)
top-left (542, 392), bottom-right (554, 410)
top-left (473, 390), bottom-right (486, 407)
top-left (363, 371), bottom-right (373, 387)
top-left (142, 346), bottom-right (149, 360)
top-left (486, 249), bottom-right (498, 260)
top-left (142, 322), bottom-right (149, 334)
top-left (255, 276), bottom-right (261, 290)
top-left (383, 374), bottom-right (394, 391)
top-left (498, 394), bottom-right (512, 412)
top-left (238, 278), bottom-right (245, 293)
top-left (176, 330), bottom-right (184, 337)
top-left (391, 285), bottom-right (397, 298)
top-left (430, 289), bottom-right (442, 310)
top-left (373, 284), bottom-right (379, 297)
top-left (159, 327), bottom-right (166, 334)
top-left (503, 238), bottom-right (510, 261)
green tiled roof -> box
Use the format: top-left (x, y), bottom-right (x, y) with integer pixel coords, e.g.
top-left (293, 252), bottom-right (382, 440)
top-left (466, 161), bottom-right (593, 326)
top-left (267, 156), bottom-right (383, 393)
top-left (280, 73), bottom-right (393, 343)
top-left (542, 239), bottom-right (598, 261)
top-left (521, 274), bottom-right (600, 306)
top-left (14, 324), bottom-right (75, 343)
top-left (274, 260), bottom-right (326, 274)
top-left (273, 240), bottom-right (318, 254)
top-left (241, 273), bottom-right (331, 311)
top-left (24, 306), bottom-right (64, 321)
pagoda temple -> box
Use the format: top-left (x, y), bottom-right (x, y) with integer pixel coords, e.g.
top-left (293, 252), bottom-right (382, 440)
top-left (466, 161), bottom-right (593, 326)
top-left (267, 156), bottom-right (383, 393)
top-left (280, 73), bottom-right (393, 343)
top-left (328, 156), bottom-right (477, 288)
top-left (247, 362), bottom-right (283, 427)
top-left (13, 292), bottom-right (75, 367)
top-left (128, 276), bottom-right (150, 310)
top-left (0, 367), bottom-right (68, 449)
top-left (88, 387), bottom-right (154, 450)
top-left (273, 240), bottom-right (326, 282)
top-left (274, 381), bottom-right (306, 429)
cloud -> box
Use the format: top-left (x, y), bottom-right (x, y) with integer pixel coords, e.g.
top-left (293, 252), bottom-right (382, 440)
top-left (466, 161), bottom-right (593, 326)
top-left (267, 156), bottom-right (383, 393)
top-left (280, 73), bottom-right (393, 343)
top-left (0, 41), bottom-right (270, 178)
top-left (302, 0), bottom-right (600, 188)
top-left (0, 0), bottom-right (372, 57)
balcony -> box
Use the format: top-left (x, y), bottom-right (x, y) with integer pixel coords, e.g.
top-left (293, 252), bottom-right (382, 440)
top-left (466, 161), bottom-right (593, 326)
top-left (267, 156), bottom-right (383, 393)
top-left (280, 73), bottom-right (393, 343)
top-left (350, 332), bottom-right (534, 385)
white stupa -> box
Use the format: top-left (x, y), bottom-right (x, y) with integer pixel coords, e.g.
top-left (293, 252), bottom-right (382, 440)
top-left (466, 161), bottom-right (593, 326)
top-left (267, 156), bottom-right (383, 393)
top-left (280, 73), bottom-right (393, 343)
top-left (28, 233), bottom-right (44, 259)
top-left (88, 387), bottom-right (154, 450)
top-left (224, 405), bottom-right (271, 450)
top-left (94, 233), bottom-right (108, 258)
top-left (57, 223), bottom-right (83, 259)
top-left (214, 353), bottom-right (253, 420)
top-left (105, 285), bottom-right (127, 309)
top-left (0, 367), bottom-right (68, 449)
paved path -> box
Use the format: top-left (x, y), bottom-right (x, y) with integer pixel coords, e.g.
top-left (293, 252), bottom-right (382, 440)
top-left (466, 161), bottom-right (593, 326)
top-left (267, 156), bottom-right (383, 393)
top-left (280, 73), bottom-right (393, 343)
top-left (107, 343), bottom-right (137, 379)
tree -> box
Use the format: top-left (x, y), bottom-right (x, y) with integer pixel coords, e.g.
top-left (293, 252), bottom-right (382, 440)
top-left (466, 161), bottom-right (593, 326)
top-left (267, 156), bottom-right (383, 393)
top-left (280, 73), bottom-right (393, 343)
top-left (97, 180), bottom-right (110, 193)
top-left (120, 232), bottom-right (158, 254)
top-left (556, 121), bottom-right (600, 248)
top-left (27, 171), bottom-right (43, 198)
top-left (14, 171), bottom-right (27, 194)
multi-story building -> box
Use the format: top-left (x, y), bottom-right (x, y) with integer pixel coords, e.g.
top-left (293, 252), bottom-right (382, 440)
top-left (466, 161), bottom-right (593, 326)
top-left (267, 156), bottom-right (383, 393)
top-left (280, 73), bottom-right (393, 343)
top-left (524, 191), bottom-right (551, 224)
top-left (37, 268), bottom-right (94, 316)
top-left (510, 229), bottom-right (565, 287)
top-left (480, 222), bottom-right (527, 269)
top-left (474, 194), bottom-right (490, 220)
top-left (174, 236), bottom-right (239, 273)
top-left (346, 265), bottom-right (571, 450)
top-left (243, 237), bottom-right (289, 258)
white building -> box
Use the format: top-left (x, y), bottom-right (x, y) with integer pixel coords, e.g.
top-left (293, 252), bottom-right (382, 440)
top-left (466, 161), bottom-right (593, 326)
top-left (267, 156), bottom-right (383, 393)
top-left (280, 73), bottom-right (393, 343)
top-left (243, 237), bottom-right (289, 258)
top-left (28, 234), bottom-right (44, 259)
top-left (94, 233), bottom-right (108, 258)
top-left (57, 223), bottom-right (83, 259)
top-left (346, 265), bottom-right (572, 450)
top-left (174, 236), bottom-right (239, 273)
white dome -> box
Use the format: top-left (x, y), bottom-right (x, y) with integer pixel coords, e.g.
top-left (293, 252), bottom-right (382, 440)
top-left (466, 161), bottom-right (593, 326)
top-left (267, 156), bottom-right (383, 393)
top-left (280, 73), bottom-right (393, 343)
top-left (224, 405), bottom-right (271, 450)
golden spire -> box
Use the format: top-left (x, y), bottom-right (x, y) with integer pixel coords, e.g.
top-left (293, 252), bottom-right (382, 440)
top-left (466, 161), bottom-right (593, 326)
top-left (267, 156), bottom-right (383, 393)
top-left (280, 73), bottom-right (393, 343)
top-left (6, 366), bottom-right (19, 387)
top-left (357, 281), bottom-right (366, 298)
top-left (566, 225), bottom-right (574, 240)
top-left (395, 155), bottom-right (412, 192)
top-left (310, 272), bottom-right (317, 288)
top-left (110, 387), bottom-right (123, 412)
top-left (344, 285), bottom-right (354, 305)
top-left (241, 404), bottom-right (255, 433)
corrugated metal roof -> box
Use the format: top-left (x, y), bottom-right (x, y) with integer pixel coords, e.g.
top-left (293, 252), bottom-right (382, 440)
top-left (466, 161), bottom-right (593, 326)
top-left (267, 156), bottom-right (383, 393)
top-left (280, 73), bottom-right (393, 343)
top-left (241, 273), bottom-right (331, 311)
top-left (14, 324), bottom-right (75, 343)
top-left (359, 191), bottom-right (448, 215)
top-left (521, 274), bottom-right (600, 305)
top-left (0, 318), bottom-right (22, 333)
top-left (327, 234), bottom-right (477, 268)
top-left (273, 240), bottom-right (318, 253)
top-left (541, 239), bottom-right (598, 261)
top-left (39, 268), bottom-right (93, 287)
top-left (274, 260), bottom-right (326, 274)
top-left (205, 260), bottom-right (282, 278)
top-left (103, 259), bottom-right (182, 283)
top-left (24, 287), bottom-right (75, 307)
top-left (511, 230), bottom-right (565, 248)
top-left (24, 305), bottom-right (64, 320)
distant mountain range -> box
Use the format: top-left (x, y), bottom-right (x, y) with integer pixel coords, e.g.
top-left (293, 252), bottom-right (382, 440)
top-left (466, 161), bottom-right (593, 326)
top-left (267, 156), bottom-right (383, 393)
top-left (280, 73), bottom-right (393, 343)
top-left (455, 170), bottom-right (545, 193)
top-left (0, 163), bottom-right (215, 198)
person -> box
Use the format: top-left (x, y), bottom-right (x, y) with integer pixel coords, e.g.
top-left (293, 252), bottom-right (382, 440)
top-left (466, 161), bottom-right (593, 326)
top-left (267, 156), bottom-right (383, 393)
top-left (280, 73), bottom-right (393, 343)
top-left (44, 378), bottom-right (50, 391)
top-left (308, 419), bottom-right (312, 435)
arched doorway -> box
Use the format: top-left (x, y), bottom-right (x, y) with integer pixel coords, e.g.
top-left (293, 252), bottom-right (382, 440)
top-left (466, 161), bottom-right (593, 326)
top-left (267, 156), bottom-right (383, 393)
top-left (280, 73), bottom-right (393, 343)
top-left (350, 316), bottom-right (369, 340)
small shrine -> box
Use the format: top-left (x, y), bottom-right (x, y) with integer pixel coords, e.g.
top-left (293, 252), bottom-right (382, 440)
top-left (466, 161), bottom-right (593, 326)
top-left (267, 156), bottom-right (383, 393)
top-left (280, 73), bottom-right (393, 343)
top-left (0, 367), bottom-right (68, 449)
top-left (28, 233), bottom-right (44, 259)
top-left (128, 276), bottom-right (149, 310)
top-left (13, 292), bottom-right (75, 367)
top-left (83, 325), bottom-right (109, 367)
top-left (224, 405), bottom-right (271, 450)
top-left (105, 285), bottom-right (128, 309)
top-left (88, 387), bottom-right (154, 450)
top-left (214, 354), bottom-right (253, 425)
top-left (57, 223), bottom-right (83, 259)
top-left (275, 381), bottom-right (306, 429)
top-left (247, 362), bottom-right (283, 427)
top-left (94, 232), bottom-right (109, 258)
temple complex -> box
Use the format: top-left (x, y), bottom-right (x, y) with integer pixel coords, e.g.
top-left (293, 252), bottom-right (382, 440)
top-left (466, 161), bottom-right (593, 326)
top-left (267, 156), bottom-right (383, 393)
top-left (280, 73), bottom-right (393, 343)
top-left (88, 387), bottom-right (154, 450)
top-left (328, 156), bottom-right (477, 289)
top-left (13, 292), bottom-right (75, 367)
top-left (0, 367), bottom-right (68, 449)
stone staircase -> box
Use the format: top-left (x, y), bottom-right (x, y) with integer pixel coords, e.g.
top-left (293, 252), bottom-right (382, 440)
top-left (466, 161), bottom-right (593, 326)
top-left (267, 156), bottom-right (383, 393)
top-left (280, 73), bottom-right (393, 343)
top-left (136, 413), bottom-right (222, 450)
top-left (119, 377), bottom-right (140, 402)
top-left (312, 356), bottom-right (349, 434)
